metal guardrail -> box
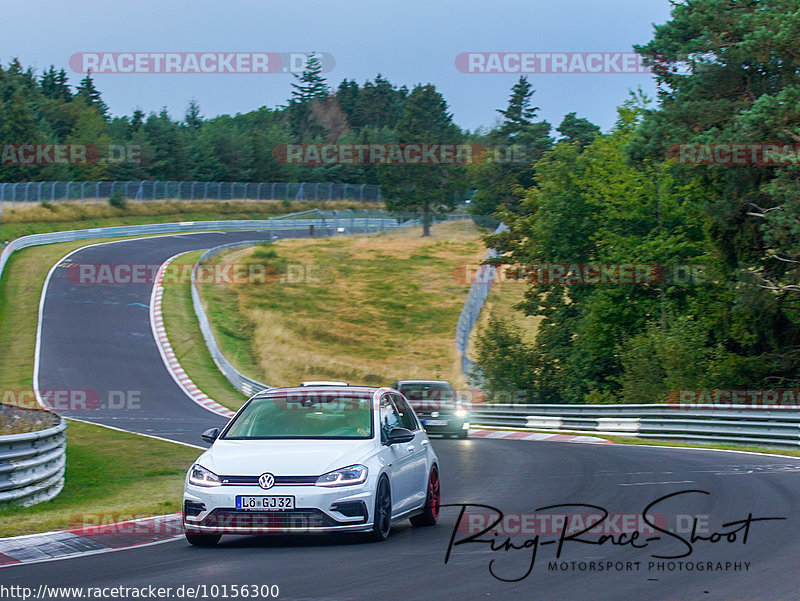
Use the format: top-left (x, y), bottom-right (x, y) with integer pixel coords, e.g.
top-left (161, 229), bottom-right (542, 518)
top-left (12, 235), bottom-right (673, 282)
top-left (0, 210), bottom-right (400, 284)
top-left (0, 181), bottom-right (382, 203)
top-left (0, 415), bottom-right (66, 507)
top-left (191, 241), bottom-right (273, 398)
top-left (455, 223), bottom-right (507, 380)
top-left (0, 217), bottom-right (302, 283)
top-left (468, 404), bottom-right (800, 448)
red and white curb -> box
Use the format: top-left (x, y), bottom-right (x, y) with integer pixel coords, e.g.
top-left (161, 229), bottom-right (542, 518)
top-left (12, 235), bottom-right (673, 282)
top-left (149, 253), bottom-right (235, 419)
top-left (469, 429), bottom-right (611, 444)
top-left (0, 514), bottom-right (183, 568)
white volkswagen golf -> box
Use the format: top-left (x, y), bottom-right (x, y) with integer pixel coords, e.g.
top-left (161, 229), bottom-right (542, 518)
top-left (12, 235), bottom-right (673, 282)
top-left (183, 385), bottom-right (440, 545)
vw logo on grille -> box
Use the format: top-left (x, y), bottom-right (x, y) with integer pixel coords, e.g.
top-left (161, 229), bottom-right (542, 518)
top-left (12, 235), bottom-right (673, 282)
top-left (258, 473), bottom-right (275, 489)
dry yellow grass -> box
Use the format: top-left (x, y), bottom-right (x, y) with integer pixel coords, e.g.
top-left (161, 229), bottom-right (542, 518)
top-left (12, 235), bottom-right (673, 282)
top-left (200, 220), bottom-right (486, 389)
top-left (467, 279), bottom-right (542, 358)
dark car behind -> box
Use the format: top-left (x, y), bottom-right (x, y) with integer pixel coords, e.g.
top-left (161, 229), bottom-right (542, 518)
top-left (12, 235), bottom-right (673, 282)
top-left (393, 380), bottom-right (469, 438)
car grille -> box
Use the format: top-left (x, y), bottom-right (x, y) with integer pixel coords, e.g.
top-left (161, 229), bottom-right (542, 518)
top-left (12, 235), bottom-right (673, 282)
top-left (219, 475), bottom-right (318, 486)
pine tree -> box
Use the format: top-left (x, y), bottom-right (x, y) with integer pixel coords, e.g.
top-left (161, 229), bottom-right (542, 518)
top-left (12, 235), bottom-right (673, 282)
top-left (469, 76), bottom-right (552, 217)
top-left (185, 99), bottom-right (203, 130)
top-left (290, 53), bottom-right (329, 102)
top-left (75, 72), bottom-right (108, 117)
top-left (335, 79), bottom-right (359, 122)
top-left (131, 108), bottom-right (145, 131)
top-left (496, 76), bottom-right (538, 139)
top-left (288, 53), bottom-right (329, 139)
top-left (40, 66), bottom-right (71, 101)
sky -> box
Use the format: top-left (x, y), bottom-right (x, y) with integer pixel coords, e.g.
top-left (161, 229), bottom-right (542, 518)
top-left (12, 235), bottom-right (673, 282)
top-left (1, 0), bottom-right (674, 133)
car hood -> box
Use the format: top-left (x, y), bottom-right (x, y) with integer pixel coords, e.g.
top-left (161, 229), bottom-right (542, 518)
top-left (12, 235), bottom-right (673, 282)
top-left (198, 439), bottom-right (377, 476)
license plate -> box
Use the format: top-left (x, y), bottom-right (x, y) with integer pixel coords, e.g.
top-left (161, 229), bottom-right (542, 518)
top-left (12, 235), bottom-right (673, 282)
top-left (424, 419), bottom-right (448, 426)
top-left (236, 496), bottom-right (295, 510)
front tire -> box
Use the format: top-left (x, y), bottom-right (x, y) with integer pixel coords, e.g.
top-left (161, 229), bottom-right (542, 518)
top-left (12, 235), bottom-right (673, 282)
top-left (411, 465), bottom-right (440, 527)
top-left (185, 532), bottom-right (221, 546)
top-left (369, 476), bottom-right (392, 541)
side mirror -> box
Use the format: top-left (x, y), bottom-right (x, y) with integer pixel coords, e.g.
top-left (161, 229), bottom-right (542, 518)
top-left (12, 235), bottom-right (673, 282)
top-left (201, 427), bottom-right (220, 444)
top-left (386, 427), bottom-right (415, 445)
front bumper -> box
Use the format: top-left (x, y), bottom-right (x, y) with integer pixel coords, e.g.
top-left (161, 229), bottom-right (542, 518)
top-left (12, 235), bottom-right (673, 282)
top-left (417, 414), bottom-right (470, 434)
top-left (183, 483), bottom-right (374, 534)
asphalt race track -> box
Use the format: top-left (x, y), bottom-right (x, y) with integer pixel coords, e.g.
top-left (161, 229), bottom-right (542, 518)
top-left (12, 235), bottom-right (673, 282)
top-left (35, 228), bottom-right (326, 445)
top-left (6, 229), bottom-right (800, 601)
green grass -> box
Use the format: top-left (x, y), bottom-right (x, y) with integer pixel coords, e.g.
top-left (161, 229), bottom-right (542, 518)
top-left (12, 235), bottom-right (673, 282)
top-left (0, 199), bottom-right (382, 241)
top-left (0, 420), bottom-right (200, 537)
top-left (160, 251), bottom-right (248, 411)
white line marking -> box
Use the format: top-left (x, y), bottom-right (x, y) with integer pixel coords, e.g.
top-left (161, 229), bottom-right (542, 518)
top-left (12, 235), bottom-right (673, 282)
top-left (64, 417), bottom-right (204, 450)
top-left (619, 480), bottom-right (695, 487)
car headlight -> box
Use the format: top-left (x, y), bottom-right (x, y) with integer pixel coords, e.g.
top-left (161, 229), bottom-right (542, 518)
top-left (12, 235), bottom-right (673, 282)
top-left (315, 464), bottom-right (368, 487)
top-left (189, 464), bottom-right (222, 487)
top-left (455, 408), bottom-right (468, 418)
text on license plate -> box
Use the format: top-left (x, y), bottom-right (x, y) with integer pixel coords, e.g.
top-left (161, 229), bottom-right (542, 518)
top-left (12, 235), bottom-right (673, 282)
top-left (236, 496), bottom-right (295, 510)
top-left (424, 419), bottom-right (448, 426)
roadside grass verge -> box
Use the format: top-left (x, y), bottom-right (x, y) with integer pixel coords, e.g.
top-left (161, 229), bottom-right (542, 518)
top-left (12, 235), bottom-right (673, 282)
top-left (198, 221), bottom-right (487, 388)
top-left (0, 199), bottom-right (381, 241)
top-left (0, 236), bottom-right (202, 535)
top-left (0, 420), bottom-right (199, 537)
top-left (159, 251), bottom-right (247, 411)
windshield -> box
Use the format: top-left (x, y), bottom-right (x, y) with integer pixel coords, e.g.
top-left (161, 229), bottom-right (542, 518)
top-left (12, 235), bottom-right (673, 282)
top-left (399, 383), bottom-right (455, 402)
top-left (222, 391), bottom-right (373, 439)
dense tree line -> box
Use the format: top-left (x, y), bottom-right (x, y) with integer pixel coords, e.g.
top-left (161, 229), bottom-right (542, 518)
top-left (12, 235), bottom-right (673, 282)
top-left (0, 55), bottom-right (587, 221)
top-left (475, 0), bottom-right (800, 404)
